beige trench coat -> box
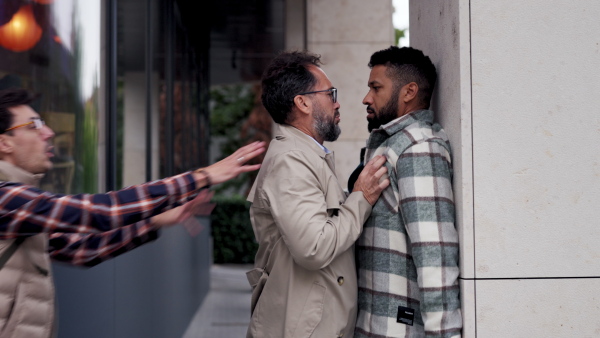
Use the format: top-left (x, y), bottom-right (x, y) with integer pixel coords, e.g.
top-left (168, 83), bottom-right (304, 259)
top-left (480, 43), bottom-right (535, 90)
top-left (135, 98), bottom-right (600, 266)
top-left (246, 124), bottom-right (372, 338)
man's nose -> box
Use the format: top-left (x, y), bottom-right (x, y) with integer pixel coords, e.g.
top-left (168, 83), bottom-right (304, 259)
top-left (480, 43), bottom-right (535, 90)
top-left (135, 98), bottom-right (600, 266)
top-left (362, 93), bottom-right (372, 106)
top-left (40, 125), bottom-right (55, 139)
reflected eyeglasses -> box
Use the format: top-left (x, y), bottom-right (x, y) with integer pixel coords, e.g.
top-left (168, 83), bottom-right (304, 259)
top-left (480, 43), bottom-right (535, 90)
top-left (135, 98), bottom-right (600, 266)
top-left (5, 118), bottom-right (46, 133)
top-left (297, 88), bottom-right (337, 103)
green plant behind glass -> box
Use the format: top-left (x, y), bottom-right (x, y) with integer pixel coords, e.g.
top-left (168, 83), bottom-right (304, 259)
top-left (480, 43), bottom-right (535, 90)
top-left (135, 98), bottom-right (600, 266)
top-left (81, 98), bottom-right (98, 193)
top-left (210, 83), bottom-right (255, 196)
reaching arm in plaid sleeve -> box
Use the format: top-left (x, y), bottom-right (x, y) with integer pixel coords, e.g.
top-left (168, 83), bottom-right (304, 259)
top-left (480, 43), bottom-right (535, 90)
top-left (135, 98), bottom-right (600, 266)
top-left (397, 139), bottom-right (462, 337)
top-left (0, 172), bottom-right (198, 238)
top-left (48, 220), bottom-right (159, 267)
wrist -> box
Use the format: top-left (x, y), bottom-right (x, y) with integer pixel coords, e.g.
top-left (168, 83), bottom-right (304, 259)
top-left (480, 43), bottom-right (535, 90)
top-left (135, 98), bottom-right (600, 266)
top-left (362, 192), bottom-right (376, 206)
top-left (193, 168), bottom-right (212, 189)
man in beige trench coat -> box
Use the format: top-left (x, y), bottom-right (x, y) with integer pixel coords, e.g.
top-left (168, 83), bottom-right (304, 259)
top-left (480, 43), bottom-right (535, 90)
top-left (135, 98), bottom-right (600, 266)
top-left (246, 50), bottom-right (390, 338)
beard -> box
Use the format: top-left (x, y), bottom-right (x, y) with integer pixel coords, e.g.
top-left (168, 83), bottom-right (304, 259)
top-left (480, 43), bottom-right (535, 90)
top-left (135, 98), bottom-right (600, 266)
top-left (313, 101), bottom-right (341, 142)
top-left (367, 86), bottom-right (400, 132)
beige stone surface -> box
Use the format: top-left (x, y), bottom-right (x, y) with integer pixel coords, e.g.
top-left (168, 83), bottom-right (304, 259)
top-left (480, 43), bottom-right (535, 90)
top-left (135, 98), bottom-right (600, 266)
top-left (412, 0), bottom-right (600, 279)
top-left (285, 0), bottom-right (306, 50)
top-left (460, 279), bottom-right (475, 338)
top-left (307, 0), bottom-right (393, 43)
top-left (476, 279), bottom-right (600, 337)
top-left (470, 0), bottom-right (600, 278)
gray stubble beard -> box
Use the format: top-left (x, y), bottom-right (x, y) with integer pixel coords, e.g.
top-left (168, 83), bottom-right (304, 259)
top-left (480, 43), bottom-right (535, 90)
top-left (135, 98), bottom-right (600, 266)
top-left (313, 104), bottom-right (341, 142)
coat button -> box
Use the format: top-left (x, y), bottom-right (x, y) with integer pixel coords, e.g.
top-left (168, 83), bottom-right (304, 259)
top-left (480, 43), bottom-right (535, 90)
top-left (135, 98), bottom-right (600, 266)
top-left (337, 276), bottom-right (344, 285)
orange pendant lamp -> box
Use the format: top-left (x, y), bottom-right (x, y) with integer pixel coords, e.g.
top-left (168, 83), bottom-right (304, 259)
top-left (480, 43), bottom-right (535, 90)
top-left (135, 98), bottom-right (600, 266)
top-left (0, 4), bottom-right (43, 52)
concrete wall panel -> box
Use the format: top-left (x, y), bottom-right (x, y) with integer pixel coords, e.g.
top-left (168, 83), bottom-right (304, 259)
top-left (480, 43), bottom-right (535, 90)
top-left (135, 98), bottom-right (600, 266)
top-left (308, 0), bottom-right (393, 43)
top-left (476, 278), bottom-right (600, 337)
top-left (471, 0), bottom-right (600, 278)
top-left (460, 279), bottom-right (476, 337)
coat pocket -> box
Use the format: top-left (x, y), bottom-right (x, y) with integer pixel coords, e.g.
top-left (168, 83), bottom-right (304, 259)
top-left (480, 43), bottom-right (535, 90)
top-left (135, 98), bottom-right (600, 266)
top-left (291, 282), bottom-right (326, 338)
top-left (246, 267), bottom-right (268, 315)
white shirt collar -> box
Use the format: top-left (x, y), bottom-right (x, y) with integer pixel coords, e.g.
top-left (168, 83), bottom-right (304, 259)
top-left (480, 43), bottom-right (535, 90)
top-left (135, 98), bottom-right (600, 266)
top-left (306, 134), bottom-right (331, 154)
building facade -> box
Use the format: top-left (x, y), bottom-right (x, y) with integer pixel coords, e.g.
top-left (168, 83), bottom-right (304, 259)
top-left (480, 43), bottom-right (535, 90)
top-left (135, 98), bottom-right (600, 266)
top-left (0, 0), bottom-right (402, 336)
top-left (20, 0), bottom-right (600, 337)
top-left (0, 0), bottom-right (211, 337)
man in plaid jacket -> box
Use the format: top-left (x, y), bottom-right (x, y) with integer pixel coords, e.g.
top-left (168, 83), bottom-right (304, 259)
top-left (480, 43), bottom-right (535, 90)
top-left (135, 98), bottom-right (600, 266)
top-left (353, 46), bottom-right (462, 337)
top-left (0, 87), bottom-right (265, 338)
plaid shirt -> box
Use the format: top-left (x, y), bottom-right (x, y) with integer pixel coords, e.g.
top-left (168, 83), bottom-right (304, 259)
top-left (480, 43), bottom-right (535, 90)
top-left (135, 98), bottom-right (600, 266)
top-left (0, 172), bottom-right (198, 263)
top-left (355, 110), bottom-right (462, 338)
top-left (48, 220), bottom-right (159, 267)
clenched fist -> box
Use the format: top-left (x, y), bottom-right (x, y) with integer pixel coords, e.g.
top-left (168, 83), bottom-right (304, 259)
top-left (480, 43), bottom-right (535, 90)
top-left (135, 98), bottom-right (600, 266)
top-left (351, 155), bottom-right (390, 205)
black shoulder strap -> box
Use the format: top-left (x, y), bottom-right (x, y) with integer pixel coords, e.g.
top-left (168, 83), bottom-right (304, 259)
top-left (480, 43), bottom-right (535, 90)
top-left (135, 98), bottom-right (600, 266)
top-left (0, 237), bottom-right (26, 270)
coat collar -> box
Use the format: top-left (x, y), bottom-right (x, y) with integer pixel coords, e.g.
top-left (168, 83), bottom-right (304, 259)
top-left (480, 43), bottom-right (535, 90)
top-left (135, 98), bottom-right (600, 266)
top-left (0, 160), bottom-right (44, 187)
top-left (274, 123), bottom-right (336, 172)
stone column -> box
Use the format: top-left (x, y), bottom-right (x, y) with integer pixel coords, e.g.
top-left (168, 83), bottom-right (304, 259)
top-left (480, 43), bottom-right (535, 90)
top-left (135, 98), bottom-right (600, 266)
top-left (412, 1), bottom-right (600, 336)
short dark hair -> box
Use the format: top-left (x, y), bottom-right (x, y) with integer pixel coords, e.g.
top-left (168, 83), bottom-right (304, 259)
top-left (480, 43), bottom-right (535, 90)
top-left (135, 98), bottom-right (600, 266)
top-left (261, 50), bottom-right (322, 124)
top-left (368, 46), bottom-right (437, 108)
top-left (0, 88), bottom-right (37, 134)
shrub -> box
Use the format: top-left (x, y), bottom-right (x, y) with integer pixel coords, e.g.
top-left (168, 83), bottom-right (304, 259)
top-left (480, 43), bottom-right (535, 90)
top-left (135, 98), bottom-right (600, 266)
top-left (210, 195), bottom-right (258, 264)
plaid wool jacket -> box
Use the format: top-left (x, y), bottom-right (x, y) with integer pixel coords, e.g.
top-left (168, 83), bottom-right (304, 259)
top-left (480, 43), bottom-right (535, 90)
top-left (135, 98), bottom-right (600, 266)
top-left (0, 160), bottom-right (173, 267)
top-left (48, 220), bottom-right (159, 266)
top-left (355, 110), bottom-right (462, 338)
top-left (0, 171), bottom-right (198, 238)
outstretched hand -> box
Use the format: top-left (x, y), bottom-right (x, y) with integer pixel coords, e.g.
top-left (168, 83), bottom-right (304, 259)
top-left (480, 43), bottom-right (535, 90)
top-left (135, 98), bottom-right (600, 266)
top-left (352, 155), bottom-right (390, 205)
top-left (151, 189), bottom-right (216, 228)
top-left (198, 141), bottom-right (266, 186)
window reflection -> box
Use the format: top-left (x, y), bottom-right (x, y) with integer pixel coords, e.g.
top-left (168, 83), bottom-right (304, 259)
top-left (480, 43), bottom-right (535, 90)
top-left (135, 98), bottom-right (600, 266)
top-left (0, 0), bottom-right (103, 194)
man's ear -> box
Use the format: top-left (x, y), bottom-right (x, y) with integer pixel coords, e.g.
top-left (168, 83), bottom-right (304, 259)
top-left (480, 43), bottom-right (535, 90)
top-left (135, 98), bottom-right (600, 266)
top-left (0, 135), bottom-right (14, 155)
top-left (402, 82), bottom-right (419, 103)
top-left (293, 94), bottom-right (312, 116)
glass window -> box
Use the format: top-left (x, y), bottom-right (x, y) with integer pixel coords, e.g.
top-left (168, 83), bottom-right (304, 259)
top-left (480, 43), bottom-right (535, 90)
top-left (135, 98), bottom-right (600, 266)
top-left (157, 3), bottom-right (208, 179)
top-left (117, 0), bottom-right (157, 187)
top-left (117, 1), bottom-right (209, 187)
top-left (0, 0), bottom-right (104, 194)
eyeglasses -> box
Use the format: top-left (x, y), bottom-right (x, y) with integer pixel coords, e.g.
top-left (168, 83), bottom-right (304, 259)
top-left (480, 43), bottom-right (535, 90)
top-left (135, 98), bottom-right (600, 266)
top-left (5, 118), bottom-right (46, 133)
top-left (298, 88), bottom-right (337, 103)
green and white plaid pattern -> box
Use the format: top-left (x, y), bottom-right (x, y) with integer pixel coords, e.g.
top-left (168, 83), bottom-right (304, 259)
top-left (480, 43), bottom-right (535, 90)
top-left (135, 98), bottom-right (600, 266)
top-left (355, 110), bottom-right (462, 338)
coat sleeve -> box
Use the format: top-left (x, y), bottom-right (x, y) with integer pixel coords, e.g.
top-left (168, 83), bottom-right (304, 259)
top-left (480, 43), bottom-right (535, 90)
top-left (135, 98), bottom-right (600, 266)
top-left (396, 140), bottom-right (462, 337)
top-left (263, 150), bottom-right (372, 271)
